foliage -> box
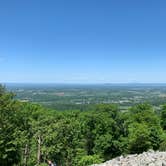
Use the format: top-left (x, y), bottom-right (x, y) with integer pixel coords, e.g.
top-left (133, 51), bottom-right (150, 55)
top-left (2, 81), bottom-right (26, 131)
top-left (0, 85), bottom-right (166, 166)
top-left (161, 105), bottom-right (166, 130)
top-left (78, 155), bottom-right (103, 166)
top-left (159, 133), bottom-right (166, 151)
top-left (128, 123), bottom-right (151, 153)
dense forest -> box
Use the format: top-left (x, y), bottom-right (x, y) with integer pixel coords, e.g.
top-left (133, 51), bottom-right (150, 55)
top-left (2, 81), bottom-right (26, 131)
top-left (0, 84), bottom-right (166, 166)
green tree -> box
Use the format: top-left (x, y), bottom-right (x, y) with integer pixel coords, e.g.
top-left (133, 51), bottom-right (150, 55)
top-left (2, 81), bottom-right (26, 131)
top-left (128, 123), bottom-right (151, 153)
top-left (127, 103), bottom-right (163, 153)
top-left (0, 85), bottom-right (21, 165)
top-left (161, 105), bottom-right (166, 130)
top-left (78, 155), bottom-right (103, 166)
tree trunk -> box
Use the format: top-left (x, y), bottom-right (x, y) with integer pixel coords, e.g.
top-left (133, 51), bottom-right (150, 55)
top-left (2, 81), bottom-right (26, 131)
top-left (23, 144), bottom-right (28, 166)
top-left (37, 135), bottom-right (41, 165)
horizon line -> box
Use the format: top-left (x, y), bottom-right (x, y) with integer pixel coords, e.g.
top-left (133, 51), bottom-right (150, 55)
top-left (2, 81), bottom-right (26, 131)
top-left (2, 82), bottom-right (166, 85)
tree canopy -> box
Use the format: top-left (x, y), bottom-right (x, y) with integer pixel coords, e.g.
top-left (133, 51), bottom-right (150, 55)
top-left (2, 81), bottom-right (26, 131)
top-left (0, 85), bottom-right (166, 166)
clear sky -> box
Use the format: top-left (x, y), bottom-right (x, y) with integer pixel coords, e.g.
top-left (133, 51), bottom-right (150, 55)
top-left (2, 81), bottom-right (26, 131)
top-left (0, 0), bottom-right (166, 83)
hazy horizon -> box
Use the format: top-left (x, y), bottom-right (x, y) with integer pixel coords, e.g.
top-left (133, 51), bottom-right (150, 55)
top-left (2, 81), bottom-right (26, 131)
top-left (4, 82), bottom-right (166, 85)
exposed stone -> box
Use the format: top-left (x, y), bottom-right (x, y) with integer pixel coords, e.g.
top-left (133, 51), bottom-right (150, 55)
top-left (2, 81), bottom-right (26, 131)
top-left (92, 150), bottom-right (166, 166)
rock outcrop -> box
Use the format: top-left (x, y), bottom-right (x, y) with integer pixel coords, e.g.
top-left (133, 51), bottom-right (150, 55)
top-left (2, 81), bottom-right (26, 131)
top-left (92, 150), bottom-right (166, 166)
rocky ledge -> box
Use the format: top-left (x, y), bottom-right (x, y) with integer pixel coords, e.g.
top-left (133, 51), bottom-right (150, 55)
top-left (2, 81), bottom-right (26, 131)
top-left (92, 150), bottom-right (166, 166)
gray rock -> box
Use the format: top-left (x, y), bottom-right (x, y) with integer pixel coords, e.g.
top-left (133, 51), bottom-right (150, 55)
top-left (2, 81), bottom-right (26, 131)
top-left (92, 151), bottom-right (166, 166)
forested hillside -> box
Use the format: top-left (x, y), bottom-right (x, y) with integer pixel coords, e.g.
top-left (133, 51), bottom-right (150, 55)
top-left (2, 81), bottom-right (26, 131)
top-left (0, 84), bottom-right (166, 166)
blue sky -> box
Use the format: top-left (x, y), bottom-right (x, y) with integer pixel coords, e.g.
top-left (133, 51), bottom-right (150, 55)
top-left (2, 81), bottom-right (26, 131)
top-left (0, 0), bottom-right (166, 83)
